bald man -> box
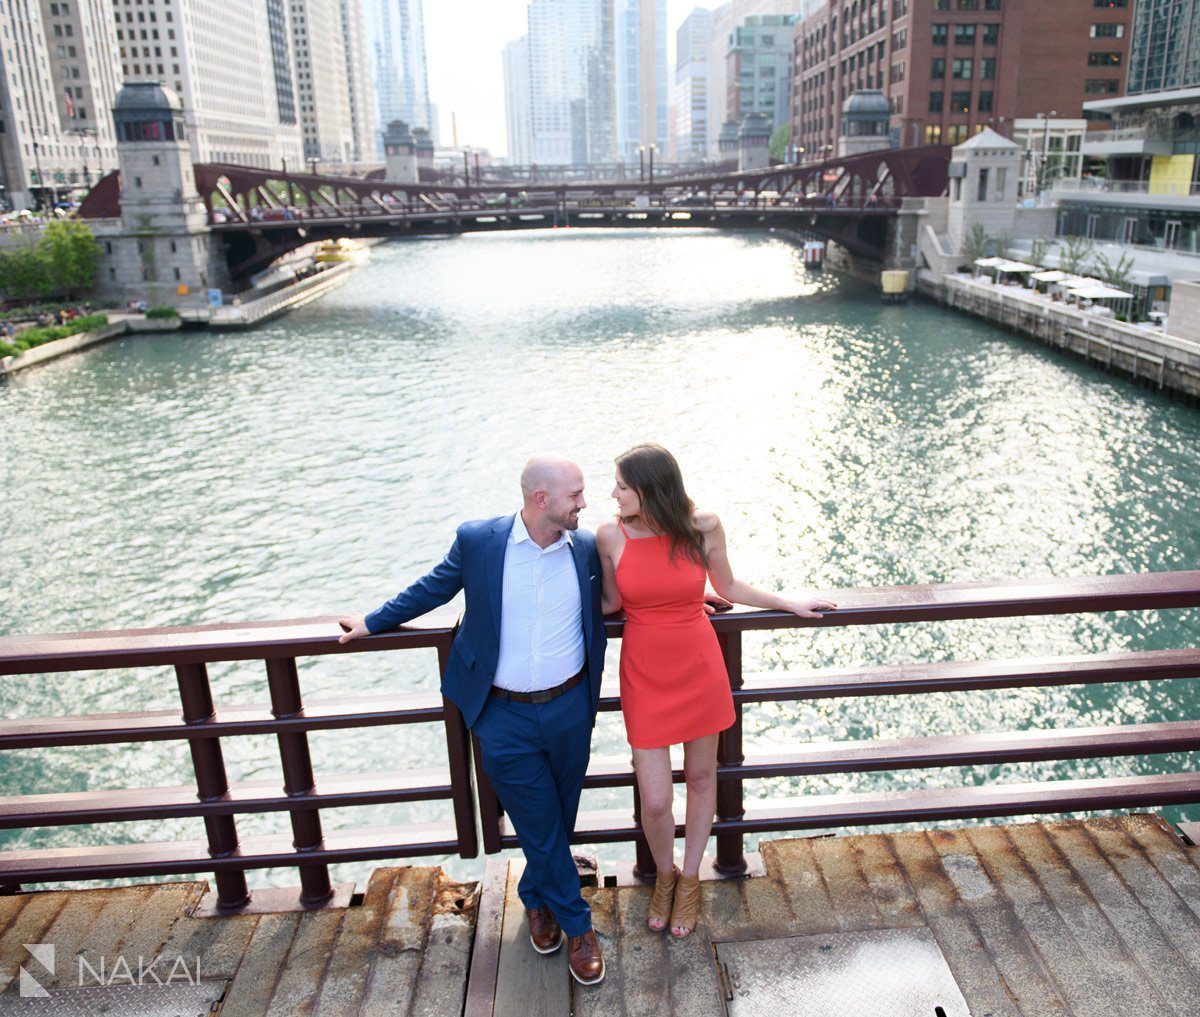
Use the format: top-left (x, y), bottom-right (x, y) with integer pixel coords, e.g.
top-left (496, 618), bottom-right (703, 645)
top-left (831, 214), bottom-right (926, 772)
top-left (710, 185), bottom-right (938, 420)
top-left (339, 457), bottom-right (607, 985)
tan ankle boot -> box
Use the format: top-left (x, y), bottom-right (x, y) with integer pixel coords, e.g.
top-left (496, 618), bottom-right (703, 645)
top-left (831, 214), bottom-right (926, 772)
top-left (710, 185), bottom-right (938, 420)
top-left (670, 873), bottom-right (701, 938)
top-left (647, 866), bottom-right (679, 932)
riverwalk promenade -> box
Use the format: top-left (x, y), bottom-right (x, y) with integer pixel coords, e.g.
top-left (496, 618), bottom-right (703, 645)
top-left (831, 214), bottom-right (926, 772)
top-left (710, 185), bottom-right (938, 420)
top-left (0, 813), bottom-right (1197, 1014)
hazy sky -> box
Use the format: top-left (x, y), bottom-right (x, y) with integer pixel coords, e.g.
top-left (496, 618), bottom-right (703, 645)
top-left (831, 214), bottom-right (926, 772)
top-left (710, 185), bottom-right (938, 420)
top-left (424, 0), bottom-right (717, 157)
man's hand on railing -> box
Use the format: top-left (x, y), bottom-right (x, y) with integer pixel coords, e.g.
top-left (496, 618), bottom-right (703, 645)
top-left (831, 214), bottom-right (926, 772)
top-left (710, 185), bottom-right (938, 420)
top-left (338, 615), bottom-right (369, 643)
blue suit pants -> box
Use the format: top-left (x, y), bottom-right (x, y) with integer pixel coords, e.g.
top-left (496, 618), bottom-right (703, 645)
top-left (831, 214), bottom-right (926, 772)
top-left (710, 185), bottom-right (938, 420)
top-left (472, 678), bottom-right (593, 936)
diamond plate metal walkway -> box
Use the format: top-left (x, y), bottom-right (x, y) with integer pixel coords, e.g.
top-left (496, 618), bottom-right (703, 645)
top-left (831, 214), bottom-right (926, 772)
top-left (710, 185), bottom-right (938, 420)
top-left (0, 814), bottom-right (1196, 1015)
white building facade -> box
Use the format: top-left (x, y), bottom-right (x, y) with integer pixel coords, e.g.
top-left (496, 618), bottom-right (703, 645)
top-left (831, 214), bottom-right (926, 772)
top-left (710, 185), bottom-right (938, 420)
top-left (503, 35), bottom-right (532, 164)
top-left (114, 0), bottom-right (302, 169)
top-left (340, 0), bottom-right (377, 167)
top-left (290, 0), bottom-right (353, 167)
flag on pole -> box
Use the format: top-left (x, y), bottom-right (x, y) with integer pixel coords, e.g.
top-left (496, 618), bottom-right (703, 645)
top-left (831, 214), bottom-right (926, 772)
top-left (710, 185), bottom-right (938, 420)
top-left (63, 89), bottom-right (75, 118)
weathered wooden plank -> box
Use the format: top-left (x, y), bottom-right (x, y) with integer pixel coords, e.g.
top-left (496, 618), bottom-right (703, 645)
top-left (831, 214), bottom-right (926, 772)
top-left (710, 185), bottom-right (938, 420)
top-left (665, 925), bottom-right (725, 1017)
top-left (359, 866), bottom-right (439, 1016)
top-left (1120, 813), bottom-right (1200, 921)
top-left (760, 837), bottom-right (840, 935)
top-left (966, 823), bottom-right (1117, 1017)
top-left (1004, 821), bottom-right (1169, 1017)
top-left (0, 893), bottom-right (67, 992)
top-left (573, 881), bottom-right (625, 1016)
top-left (463, 860), bottom-right (507, 1017)
top-left (217, 912), bottom-right (301, 1016)
top-left (926, 827), bottom-right (1069, 1017)
top-left (107, 880), bottom-right (205, 973)
top-left (610, 884), bottom-right (671, 1013)
top-left (32, 888), bottom-right (128, 989)
top-left (313, 868), bottom-right (397, 1016)
top-left (150, 906), bottom-right (260, 982)
top-left (73, 884), bottom-right (155, 983)
top-left (810, 835), bottom-right (886, 932)
top-left (266, 909), bottom-right (346, 1015)
top-left (409, 878), bottom-right (475, 1017)
top-left (1044, 819), bottom-right (1200, 1008)
top-left (888, 829), bottom-right (1023, 1017)
top-left (851, 832), bottom-right (925, 928)
top-left (493, 860), bottom-right (569, 1017)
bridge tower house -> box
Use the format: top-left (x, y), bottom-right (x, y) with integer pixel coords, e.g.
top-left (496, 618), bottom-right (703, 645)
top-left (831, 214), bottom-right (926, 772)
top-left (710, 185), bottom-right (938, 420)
top-left (946, 128), bottom-right (1021, 260)
top-left (383, 121), bottom-right (418, 183)
top-left (94, 82), bottom-right (230, 305)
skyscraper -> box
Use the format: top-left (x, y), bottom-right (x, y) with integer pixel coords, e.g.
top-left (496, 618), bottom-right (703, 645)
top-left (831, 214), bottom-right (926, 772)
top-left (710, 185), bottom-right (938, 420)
top-left (290, 0), bottom-right (354, 166)
top-left (523, 0), bottom-right (614, 166)
top-left (614, 0), bottom-right (667, 162)
top-left (1126, 0), bottom-right (1200, 94)
top-left (365, 0), bottom-right (433, 151)
top-left (342, 0), bottom-right (379, 165)
top-left (674, 7), bottom-right (713, 160)
top-left (503, 36), bottom-right (533, 164)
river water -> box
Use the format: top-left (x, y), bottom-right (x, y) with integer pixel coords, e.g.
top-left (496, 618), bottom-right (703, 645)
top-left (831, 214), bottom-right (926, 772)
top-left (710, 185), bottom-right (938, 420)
top-left (2, 228), bottom-right (1199, 885)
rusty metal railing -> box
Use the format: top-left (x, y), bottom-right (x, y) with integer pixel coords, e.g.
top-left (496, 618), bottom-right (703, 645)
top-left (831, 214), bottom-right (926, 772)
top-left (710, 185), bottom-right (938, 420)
top-left (2, 571), bottom-right (1200, 904)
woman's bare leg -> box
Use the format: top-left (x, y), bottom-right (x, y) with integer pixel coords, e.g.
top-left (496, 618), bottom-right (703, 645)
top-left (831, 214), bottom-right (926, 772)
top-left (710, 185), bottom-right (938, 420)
top-left (631, 746), bottom-right (677, 873)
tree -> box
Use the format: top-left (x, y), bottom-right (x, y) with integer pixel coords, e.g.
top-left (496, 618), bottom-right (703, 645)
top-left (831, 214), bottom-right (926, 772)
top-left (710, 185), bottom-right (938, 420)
top-left (960, 222), bottom-right (990, 265)
top-left (1058, 235), bottom-right (1095, 276)
top-left (769, 123), bottom-right (791, 163)
top-left (994, 230), bottom-right (1015, 259)
top-left (1090, 250), bottom-right (1135, 290)
top-left (39, 218), bottom-right (98, 299)
top-left (1029, 237), bottom-right (1050, 267)
top-left (0, 241), bottom-right (51, 303)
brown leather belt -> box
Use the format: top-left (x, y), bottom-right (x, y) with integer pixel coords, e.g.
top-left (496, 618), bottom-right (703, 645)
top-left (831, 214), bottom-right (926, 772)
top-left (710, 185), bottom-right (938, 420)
top-left (490, 668), bottom-right (585, 704)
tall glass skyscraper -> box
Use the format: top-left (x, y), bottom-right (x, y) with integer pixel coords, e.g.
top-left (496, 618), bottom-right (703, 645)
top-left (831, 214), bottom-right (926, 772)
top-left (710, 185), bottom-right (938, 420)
top-left (1127, 0), bottom-right (1200, 94)
top-left (614, 0), bottom-right (667, 163)
top-left (365, 0), bottom-right (433, 150)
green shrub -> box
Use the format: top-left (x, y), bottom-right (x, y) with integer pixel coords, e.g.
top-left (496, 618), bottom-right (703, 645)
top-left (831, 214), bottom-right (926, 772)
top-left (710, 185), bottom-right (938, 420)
top-left (0, 340), bottom-right (18, 358)
top-left (145, 306), bottom-right (180, 319)
top-left (7, 313), bottom-right (108, 355)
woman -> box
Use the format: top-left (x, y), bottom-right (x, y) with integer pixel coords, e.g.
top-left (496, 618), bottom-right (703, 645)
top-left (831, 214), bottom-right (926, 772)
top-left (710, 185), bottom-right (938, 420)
top-left (596, 443), bottom-right (835, 938)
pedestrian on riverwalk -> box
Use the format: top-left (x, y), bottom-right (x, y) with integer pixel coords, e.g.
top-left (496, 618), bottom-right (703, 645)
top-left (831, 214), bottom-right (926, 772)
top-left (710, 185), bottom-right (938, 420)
top-left (338, 456), bottom-right (610, 986)
top-left (596, 443), bottom-right (836, 938)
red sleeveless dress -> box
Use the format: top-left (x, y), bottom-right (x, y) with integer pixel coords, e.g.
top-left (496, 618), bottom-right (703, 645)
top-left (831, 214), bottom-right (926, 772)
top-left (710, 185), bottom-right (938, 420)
top-left (615, 521), bottom-right (735, 749)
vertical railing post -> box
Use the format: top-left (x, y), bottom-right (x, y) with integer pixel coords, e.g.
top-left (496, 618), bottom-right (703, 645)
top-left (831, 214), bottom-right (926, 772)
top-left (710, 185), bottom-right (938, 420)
top-left (472, 731), bottom-right (504, 854)
top-left (175, 662), bottom-right (251, 910)
top-left (713, 629), bottom-right (747, 876)
top-left (437, 640), bottom-right (478, 859)
top-left (265, 656), bottom-right (333, 907)
top-left (631, 773), bottom-right (657, 881)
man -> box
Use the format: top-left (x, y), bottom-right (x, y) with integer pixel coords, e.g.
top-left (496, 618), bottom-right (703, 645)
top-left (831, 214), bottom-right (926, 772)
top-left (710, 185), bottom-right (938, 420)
top-left (339, 455), bottom-right (607, 985)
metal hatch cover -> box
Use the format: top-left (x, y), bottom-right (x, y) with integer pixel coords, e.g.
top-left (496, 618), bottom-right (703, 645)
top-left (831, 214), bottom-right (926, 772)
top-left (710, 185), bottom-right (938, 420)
top-left (715, 928), bottom-right (973, 1017)
top-left (0, 980), bottom-right (227, 1015)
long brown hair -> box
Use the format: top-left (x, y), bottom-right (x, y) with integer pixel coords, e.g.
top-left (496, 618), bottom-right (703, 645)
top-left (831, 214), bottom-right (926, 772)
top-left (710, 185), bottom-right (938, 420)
top-left (615, 443), bottom-right (708, 567)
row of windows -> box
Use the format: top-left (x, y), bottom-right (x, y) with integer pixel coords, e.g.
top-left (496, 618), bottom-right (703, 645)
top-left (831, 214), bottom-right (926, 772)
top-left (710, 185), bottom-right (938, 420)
top-left (931, 56), bottom-right (996, 78)
top-left (929, 89), bottom-right (994, 113)
top-left (933, 0), bottom-right (1003, 10)
top-left (49, 2), bottom-right (72, 15)
top-left (931, 23), bottom-right (1000, 46)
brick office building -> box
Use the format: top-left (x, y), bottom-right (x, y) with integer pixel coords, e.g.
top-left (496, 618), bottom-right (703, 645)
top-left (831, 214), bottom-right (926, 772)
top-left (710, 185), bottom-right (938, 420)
top-left (792, 0), bottom-right (1135, 160)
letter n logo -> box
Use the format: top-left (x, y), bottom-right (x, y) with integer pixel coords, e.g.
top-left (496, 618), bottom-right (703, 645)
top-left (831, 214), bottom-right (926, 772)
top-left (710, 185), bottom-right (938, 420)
top-left (19, 942), bottom-right (54, 998)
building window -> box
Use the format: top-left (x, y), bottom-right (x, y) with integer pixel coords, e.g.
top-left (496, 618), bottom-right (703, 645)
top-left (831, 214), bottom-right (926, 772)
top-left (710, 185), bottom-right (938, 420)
top-left (981, 57), bottom-right (995, 78)
top-left (925, 124), bottom-right (943, 143)
top-left (932, 57), bottom-right (946, 77)
top-left (994, 167), bottom-right (1006, 200)
top-left (952, 58), bottom-right (973, 78)
top-left (1093, 0), bottom-right (1126, 6)
top-left (978, 89), bottom-right (993, 111)
top-left (984, 0), bottom-right (1000, 7)
top-left (948, 123), bottom-right (969, 143)
top-left (1084, 78), bottom-right (1120, 94)
top-left (1089, 23), bottom-right (1124, 37)
top-left (951, 90), bottom-right (971, 112)
top-left (929, 90), bottom-right (944, 112)
top-left (983, 24), bottom-right (999, 44)
top-left (978, 167), bottom-right (990, 201)
top-left (173, 267), bottom-right (181, 280)
top-left (954, 24), bottom-right (976, 45)
top-left (932, 23), bottom-right (947, 45)
top-left (1087, 51), bottom-right (1122, 66)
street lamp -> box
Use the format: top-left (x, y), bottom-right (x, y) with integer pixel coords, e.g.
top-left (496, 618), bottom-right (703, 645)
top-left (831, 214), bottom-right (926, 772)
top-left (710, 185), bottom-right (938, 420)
top-left (648, 143), bottom-right (656, 184)
top-left (462, 146), bottom-right (470, 187)
top-left (638, 145), bottom-right (645, 182)
top-left (1036, 110), bottom-right (1058, 194)
top-left (31, 139), bottom-right (45, 211)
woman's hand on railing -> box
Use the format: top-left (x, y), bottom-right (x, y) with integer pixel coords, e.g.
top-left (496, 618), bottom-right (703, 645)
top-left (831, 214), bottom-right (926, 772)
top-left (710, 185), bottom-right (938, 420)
top-left (337, 614), bottom-right (369, 643)
top-left (779, 596), bottom-right (837, 619)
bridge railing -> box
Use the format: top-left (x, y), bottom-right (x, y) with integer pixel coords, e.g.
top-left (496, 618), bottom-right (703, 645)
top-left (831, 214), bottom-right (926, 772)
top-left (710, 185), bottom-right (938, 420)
top-left (2, 570), bottom-right (1198, 905)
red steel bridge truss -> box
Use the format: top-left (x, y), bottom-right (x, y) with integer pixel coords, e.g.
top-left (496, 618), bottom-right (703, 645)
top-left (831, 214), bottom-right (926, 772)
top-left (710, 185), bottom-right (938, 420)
top-left (77, 146), bottom-right (950, 280)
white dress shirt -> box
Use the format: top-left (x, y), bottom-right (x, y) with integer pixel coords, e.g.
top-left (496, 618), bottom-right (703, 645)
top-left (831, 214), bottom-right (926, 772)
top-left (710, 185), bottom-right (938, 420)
top-left (492, 511), bottom-right (586, 692)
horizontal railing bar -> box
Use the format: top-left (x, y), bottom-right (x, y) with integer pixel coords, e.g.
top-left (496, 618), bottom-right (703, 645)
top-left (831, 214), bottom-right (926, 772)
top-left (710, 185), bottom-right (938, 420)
top-left (0, 822), bottom-right (463, 882)
top-left (495, 770), bottom-right (1200, 847)
top-left (0, 768), bottom-right (454, 828)
top-left (0, 611), bottom-right (460, 674)
top-left (592, 647), bottom-right (1200, 713)
top-left (0, 691), bottom-right (446, 749)
top-left (583, 719), bottom-right (1200, 787)
top-left (5, 571), bottom-right (1200, 675)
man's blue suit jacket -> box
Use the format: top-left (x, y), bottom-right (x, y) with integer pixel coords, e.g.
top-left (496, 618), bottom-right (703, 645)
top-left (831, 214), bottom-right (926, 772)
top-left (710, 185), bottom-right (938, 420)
top-left (365, 514), bottom-right (608, 730)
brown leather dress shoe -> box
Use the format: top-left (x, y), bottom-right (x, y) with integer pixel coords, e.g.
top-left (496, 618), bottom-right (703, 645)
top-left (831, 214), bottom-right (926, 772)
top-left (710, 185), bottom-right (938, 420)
top-left (527, 908), bottom-right (562, 954)
top-left (567, 928), bottom-right (605, 985)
